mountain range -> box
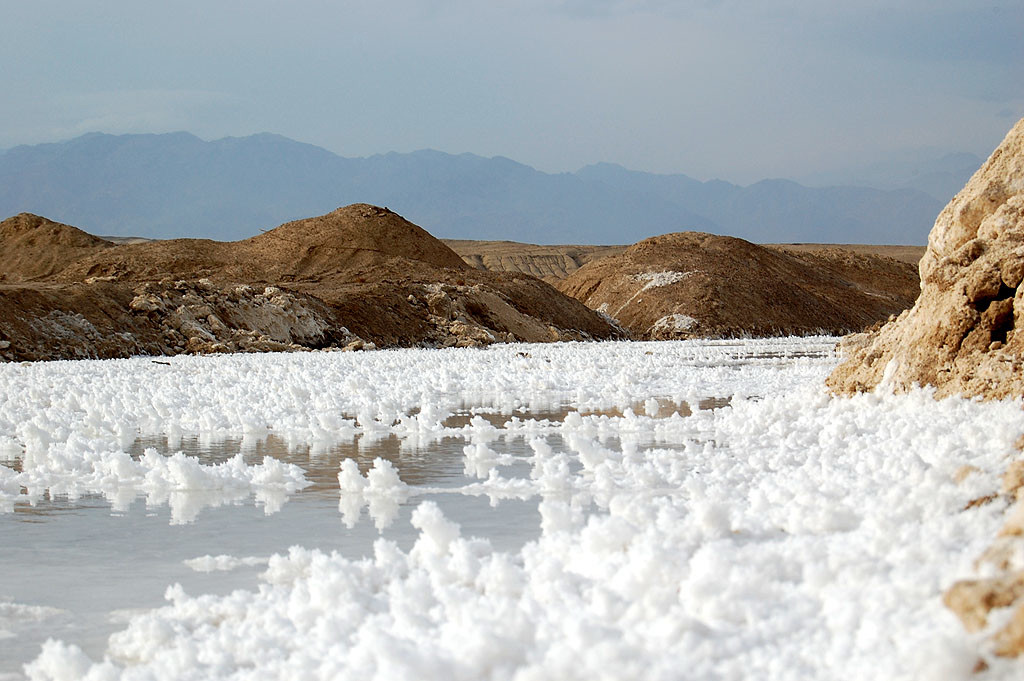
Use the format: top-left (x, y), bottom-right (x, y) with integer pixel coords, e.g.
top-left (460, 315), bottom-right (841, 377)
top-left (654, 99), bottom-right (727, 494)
top-left (0, 132), bottom-right (969, 244)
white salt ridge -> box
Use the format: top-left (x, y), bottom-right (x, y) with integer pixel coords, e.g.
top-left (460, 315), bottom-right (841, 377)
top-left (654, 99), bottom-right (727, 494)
top-left (10, 338), bottom-right (1024, 679)
top-left (615, 270), bottom-right (697, 316)
top-left (650, 313), bottom-right (698, 334)
top-left (632, 270), bottom-right (697, 290)
top-left (0, 339), bottom-right (833, 460)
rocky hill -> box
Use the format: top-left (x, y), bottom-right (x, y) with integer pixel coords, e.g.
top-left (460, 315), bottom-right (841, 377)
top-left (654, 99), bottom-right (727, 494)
top-left (0, 205), bottom-right (619, 361)
top-left (556, 232), bottom-right (920, 340)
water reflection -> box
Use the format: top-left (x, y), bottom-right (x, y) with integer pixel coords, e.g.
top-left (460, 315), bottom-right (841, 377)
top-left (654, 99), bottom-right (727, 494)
top-left (1, 394), bottom-right (734, 527)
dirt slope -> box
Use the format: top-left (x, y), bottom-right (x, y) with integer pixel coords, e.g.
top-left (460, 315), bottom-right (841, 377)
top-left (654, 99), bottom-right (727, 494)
top-left (557, 231), bottom-right (919, 340)
top-left (0, 214), bottom-right (112, 283)
top-left (0, 205), bottom-right (619, 361)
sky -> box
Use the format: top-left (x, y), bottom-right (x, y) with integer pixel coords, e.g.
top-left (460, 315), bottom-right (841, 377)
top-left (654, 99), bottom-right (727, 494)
top-left (1, 0), bottom-right (1021, 184)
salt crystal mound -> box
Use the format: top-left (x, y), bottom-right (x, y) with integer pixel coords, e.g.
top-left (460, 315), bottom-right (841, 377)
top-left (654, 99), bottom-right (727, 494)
top-left (0, 338), bottom-right (835, 453)
top-left (19, 341), bottom-right (1024, 680)
top-left (0, 339), bottom-right (830, 524)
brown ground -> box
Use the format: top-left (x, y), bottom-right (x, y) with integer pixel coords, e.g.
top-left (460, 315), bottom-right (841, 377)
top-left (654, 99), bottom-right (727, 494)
top-left (444, 240), bottom-right (627, 282)
top-left (0, 206), bottom-right (619, 361)
top-left (767, 243), bottom-right (925, 266)
top-left (554, 232), bottom-right (920, 340)
top-left (446, 239), bottom-right (925, 280)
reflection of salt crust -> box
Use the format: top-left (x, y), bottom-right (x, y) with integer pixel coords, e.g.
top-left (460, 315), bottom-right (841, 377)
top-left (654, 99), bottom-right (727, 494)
top-left (184, 555), bottom-right (267, 572)
top-left (338, 457), bottom-right (410, 529)
top-left (14, 337), bottom-right (1024, 680)
top-left (0, 599), bottom-right (66, 641)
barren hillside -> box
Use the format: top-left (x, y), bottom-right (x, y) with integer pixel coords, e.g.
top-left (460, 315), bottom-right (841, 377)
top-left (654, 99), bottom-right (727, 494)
top-left (447, 237), bottom-right (924, 280)
top-left (0, 206), bottom-right (619, 361)
top-left (557, 232), bottom-right (920, 340)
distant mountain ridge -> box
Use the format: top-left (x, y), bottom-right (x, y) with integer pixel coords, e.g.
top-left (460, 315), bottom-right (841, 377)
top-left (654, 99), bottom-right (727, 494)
top-left (0, 132), bottom-right (945, 244)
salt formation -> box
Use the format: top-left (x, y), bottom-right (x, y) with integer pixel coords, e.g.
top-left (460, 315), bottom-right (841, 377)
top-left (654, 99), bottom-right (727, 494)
top-left (2, 338), bottom-right (1022, 679)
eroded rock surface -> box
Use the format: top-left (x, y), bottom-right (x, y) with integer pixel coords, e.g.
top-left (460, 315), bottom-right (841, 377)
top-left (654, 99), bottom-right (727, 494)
top-left (828, 118), bottom-right (1024, 399)
top-left (823, 118), bottom-right (1024, 660)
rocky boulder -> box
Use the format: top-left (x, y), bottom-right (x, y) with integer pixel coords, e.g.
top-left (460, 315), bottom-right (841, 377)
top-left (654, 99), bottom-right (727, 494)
top-left (827, 118), bottom-right (1024, 399)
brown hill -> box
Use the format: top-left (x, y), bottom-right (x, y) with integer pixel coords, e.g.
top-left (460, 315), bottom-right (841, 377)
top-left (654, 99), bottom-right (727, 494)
top-left (58, 204), bottom-right (470, 285)
top-left (244, 204), bottom-right (471, 280)
top-left (557, 231), bottom-right (919, 339)
top-left (0, 205), bottom-right (619, 361)
top-left (0, 214), bottom-right (112, 283)
top-left (446, 237), bottom-right (924, 283)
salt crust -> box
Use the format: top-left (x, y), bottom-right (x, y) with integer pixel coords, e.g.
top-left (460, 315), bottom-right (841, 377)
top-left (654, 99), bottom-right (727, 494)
top-left (4, 339), bottom-right (1024, 679)
top-left (632, 270), bottom-right (697, 291)
top-left (650, 313), bottom-right (699, 334)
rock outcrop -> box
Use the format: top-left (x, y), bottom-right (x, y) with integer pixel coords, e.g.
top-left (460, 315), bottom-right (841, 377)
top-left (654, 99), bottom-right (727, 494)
top-left (827, 118), bottom-right (1024, 399)
top-left (557, 232), bottom-right (919, 340)
top-left (824, 118), bottom-right (1024, 661)
top-left (0, 205), bottom-right (620, 361)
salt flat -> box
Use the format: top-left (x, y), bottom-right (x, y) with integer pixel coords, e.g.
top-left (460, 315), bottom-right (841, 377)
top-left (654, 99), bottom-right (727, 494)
top-left (2, 339), bottom-right (1022, 680)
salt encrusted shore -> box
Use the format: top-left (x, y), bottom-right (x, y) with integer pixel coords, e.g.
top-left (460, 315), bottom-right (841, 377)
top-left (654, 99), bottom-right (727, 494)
top-left (4, 338), bottom-right (1023, 679)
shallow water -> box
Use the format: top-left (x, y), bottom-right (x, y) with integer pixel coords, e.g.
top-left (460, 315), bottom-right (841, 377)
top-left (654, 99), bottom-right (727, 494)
top-left (0, 388), bottom-right (744, 677)
top-left (1, 431), bottom-right (546, 673)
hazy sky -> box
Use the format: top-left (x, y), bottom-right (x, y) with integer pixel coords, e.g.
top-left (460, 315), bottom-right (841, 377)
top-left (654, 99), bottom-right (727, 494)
top-left (2, 0), bottom-right (1021, 183)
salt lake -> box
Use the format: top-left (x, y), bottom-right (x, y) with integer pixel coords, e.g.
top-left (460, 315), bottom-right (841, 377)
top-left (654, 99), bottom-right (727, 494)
top-left (2, 339), bottom-right (1021, 680)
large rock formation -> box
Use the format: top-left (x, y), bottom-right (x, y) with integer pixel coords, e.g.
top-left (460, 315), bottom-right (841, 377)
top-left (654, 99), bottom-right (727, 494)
top-left (0, 205), bottom-right (619, 361)
top-left (556, 232), bottom-right (919, 340)
top-left (828, 118), bottom-right (1024, 399)
top-left (825, 118), bottom-right (1024, 662)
